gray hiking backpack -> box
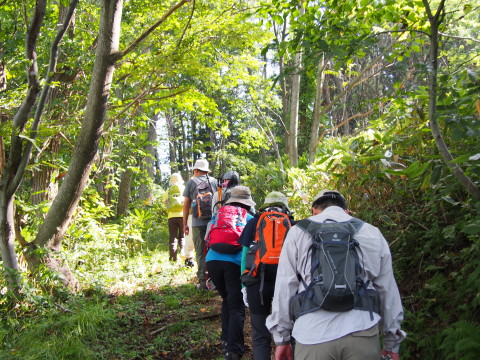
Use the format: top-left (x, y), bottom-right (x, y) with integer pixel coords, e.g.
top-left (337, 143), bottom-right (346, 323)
top-left (289, 218), bottom-right (380, 321)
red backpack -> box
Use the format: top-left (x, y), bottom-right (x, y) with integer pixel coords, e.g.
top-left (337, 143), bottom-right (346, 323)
top-left (207, 205), bottom-right (248, 254)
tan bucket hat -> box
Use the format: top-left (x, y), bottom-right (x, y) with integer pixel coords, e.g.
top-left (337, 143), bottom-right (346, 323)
top-left (225, 186), bottom-right (256, 207)
top-left (193, 158), bottom-right (211, 172)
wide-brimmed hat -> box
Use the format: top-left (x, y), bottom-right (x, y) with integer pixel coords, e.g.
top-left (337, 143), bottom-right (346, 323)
top-left (259, 191), bottom-right (288, 211)
top-left (225, 186), bottom-right (256, 208)
top-left (193, 159), bottom-right (211, 172)
top-left (313, 189), bottom-right (347, 209)
top-left (169, 173), bottom-right (184, 185)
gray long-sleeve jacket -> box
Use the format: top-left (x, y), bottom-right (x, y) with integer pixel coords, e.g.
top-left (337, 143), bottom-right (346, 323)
top-left (266, 206), bottom-right (406, 353)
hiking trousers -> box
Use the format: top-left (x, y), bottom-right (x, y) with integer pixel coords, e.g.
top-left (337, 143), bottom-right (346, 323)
top-left (167, 217), bottom-right (184, 261)
top-left (192, 226), bottom-right (207, 285)
top-left (294, 325), bottom-right (380, 360)
top-left (246, 267), bottom-right (277, 360)
top-left (207, 260), bottom-right (245, 357)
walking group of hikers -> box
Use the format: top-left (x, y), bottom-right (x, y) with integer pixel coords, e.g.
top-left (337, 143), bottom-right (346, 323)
top-left (165, 159), bottom-right (406, 360)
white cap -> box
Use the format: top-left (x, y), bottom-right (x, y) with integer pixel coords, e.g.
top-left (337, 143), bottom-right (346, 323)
top-left (193, 159), bottom-right (211, 172)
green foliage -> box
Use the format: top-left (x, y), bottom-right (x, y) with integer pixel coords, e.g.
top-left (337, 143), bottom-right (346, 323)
top-left (440, 321), bottom-right (480, 360)
top-left (1, 302), bottom-right (115, 360)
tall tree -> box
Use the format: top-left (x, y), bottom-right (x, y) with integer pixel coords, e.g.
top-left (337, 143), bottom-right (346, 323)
top-left (422, 0), bottom-right (480, 200)
top-left (1, 0), bottom-right (192, 289)
top-left (0, 0), bottom-right (78, 286)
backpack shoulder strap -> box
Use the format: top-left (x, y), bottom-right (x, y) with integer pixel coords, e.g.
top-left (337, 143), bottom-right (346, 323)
top-left (296, 219), bottom-right (313, 235)
top-left (348, 217), bottom-right (364, 231)
top-left (192, 176), bottom-right (202, 186)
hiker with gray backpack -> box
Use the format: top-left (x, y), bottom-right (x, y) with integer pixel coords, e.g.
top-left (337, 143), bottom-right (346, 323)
top-left (182, 159), bottom-right (218, 290)
top-left (266, 190), bottom-right (406, 360)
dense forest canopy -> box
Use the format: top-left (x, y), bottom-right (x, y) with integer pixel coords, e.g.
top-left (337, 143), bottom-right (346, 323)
top-left (0, 0), bottom-right (479, 358)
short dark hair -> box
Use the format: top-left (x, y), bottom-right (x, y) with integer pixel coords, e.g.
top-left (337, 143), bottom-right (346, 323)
top-left (312, 191), bottom-right (347, 210)
top-left (227, 175), bottom-right (240, 189)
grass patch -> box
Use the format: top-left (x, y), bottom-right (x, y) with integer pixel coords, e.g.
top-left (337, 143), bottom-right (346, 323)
top-left (0, 217), bottom-right (232, 360)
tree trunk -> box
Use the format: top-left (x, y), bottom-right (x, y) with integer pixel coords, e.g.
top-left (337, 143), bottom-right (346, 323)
top-left (278, 22), bottom-right (290, 154)
top-left (139, 118), bottom-right (157, 203)
top-left (31, 135), bottom-right (61, 208)
top-left (422, 0), bottom-right (480, 201)
top-left (166, 111), bottom-right (178, 172)
top-left (0, 195), bottom-right (18, 274)
top-left (180, 114), bottom-right (190, 175)
top-left (287, 5), bottom-right (304, 167)
top-left (288, 52), bottom-right (301, 167)
top-left (0, 0), bottom-right (75, 288)
top-left (117, 169), bottom-right (133, 216)
top-left (26, 0), bottom-right (124, 290)
top-left (0, 54), bottom-right (6, 92)
top-left (308, 56), bottom-right (326, 163)
top-left (6, 0), bottom-right (191, 290)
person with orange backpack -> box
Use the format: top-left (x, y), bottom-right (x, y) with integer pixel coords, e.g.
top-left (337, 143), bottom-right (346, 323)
top-left (239, 191), bottom-right (294, 360)
top-left (205, 186), bottom-right (256, 360)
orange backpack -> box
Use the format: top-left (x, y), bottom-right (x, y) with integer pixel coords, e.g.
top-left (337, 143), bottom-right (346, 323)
top-left (241, 209), bottom-right (291, 286)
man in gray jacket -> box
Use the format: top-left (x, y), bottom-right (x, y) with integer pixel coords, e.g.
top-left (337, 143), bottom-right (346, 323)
top-left (266, 190), bottom-right (406, 360)
top-left (182, 159), bottom-right (217, 290)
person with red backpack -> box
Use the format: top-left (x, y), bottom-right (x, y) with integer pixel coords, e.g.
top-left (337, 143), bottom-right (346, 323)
top-left (238, 191), bottom-right (294, 360)
top-left (205, 186), bottom-right (256, 360)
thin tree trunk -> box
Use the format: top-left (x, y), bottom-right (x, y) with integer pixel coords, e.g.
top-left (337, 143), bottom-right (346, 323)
top-left (277, 22), bottom-right (290, 154)
top-left (166, 111), bottom-right (178, 172)
top-left (139, 118), bottom-right (157, 203)
top-left (117, 113), bottom-right (132, 217)
top-left (31, 135), bottom-right (61, 207)
top-left (180, 113), bottom-right (190, 175)
top-left (1, 0), bottom-right (77, 287)
top-left (35, 0), bottom-right (123, 249)
top-left (287, 5), bottom-right (304, 167)
top-left (117, 170), bottom-right (133, 216)
top-left (308, 56), bottom-right (327, 163)
top-left (422, 0), bottom-right (480, 200)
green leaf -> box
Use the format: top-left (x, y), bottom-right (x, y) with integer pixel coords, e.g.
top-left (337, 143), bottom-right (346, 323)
top-left (430, 165), bottom-right (442, 185)
top-left (405, 161), bottom-right (429, 178)
top-left (449, 154), bottom-right (471, 164)
top-left (462, 221), bottom-right (480, 235)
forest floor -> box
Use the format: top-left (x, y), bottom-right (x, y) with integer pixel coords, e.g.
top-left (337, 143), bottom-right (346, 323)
top-left (94, 264), bottom-right (256, 360)
top-left (1, 233), bottom-right (261, 360)
top-left (112, 289), bottom-right (254, 360)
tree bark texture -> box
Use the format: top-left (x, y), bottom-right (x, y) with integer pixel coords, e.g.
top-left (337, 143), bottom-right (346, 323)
top-left (423, 0), bottom-right (480, 201)
top-left (0, 0), bottom-right (48, 281)
top-left (287, 5), bottom-right (304, 168)
top-left (32, 135), bottom-right (61, 207)
top-left (34, 0), bottom-right (124, 252)
top-left (139, 118), bottom-right (157, 203)
top-left (308, 56), bottom-right (326, 163)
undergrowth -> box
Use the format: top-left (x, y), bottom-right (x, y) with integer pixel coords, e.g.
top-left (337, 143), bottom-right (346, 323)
top-left (0, 211), bottom-right (227, 360)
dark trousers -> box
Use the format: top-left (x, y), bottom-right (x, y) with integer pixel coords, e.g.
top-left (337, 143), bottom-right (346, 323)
top-left (207, 260), bottom-right (245, 356)
top-left (246, 265), bottom-right (277, 360)
top-left (167, 217), bottom-right (184, 261)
